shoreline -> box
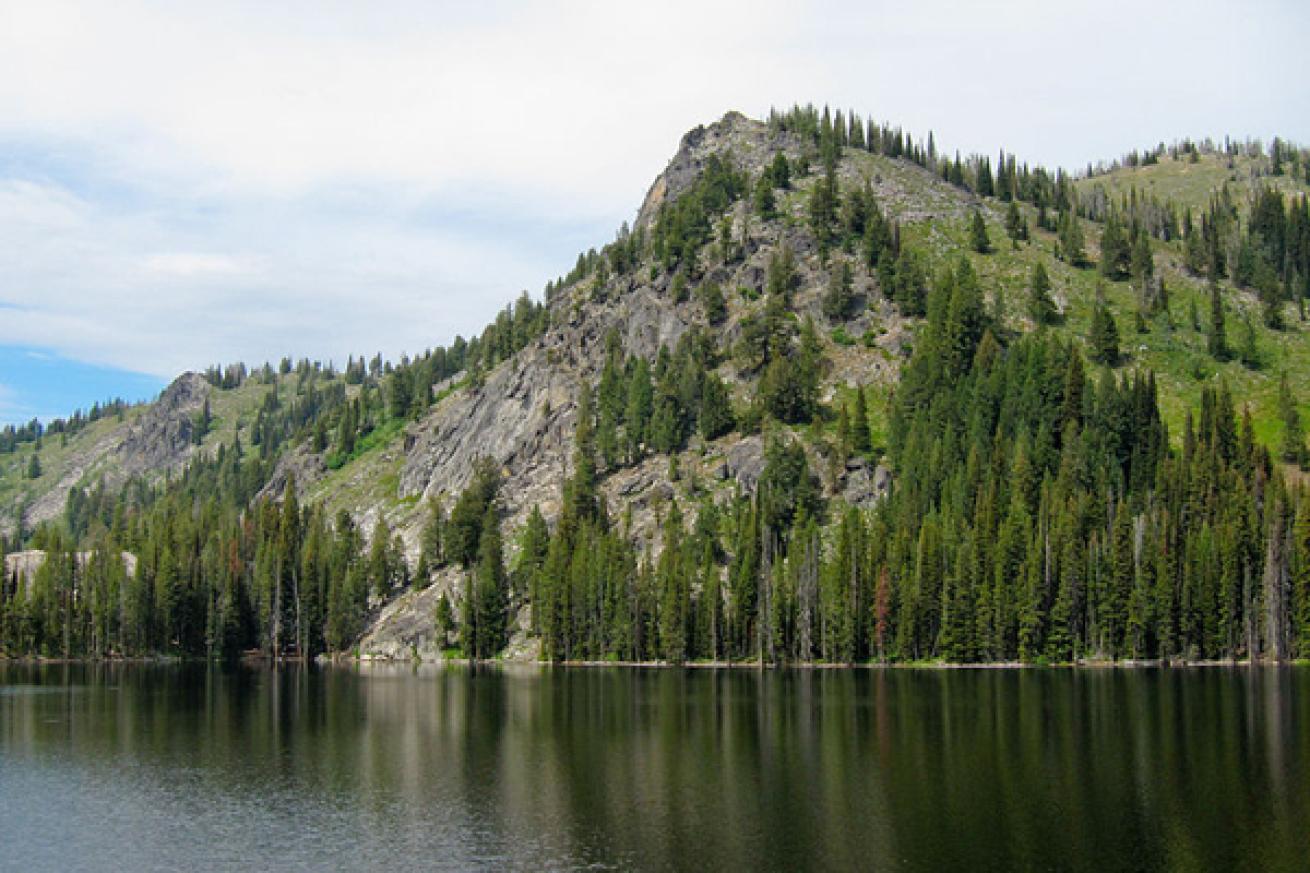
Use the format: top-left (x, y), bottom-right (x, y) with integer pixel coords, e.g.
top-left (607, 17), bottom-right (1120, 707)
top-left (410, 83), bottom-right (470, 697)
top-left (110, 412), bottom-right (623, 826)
top-left (5, 653), bottom-right (1307, 670)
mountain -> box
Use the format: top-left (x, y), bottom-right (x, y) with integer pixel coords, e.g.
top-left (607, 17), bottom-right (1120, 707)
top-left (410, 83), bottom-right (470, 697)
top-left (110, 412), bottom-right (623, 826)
top-left (4, 108), bottom-right (1310, 664)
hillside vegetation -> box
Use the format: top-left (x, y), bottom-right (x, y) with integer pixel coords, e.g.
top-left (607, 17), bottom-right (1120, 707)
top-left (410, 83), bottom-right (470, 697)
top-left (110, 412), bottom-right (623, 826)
top-left (3, 108), bottom-right (1310, 666)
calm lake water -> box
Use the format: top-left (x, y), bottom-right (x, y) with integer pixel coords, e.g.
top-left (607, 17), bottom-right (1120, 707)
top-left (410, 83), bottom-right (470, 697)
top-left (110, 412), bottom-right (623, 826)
top-left (1, 663), bottom-right (1307, 873)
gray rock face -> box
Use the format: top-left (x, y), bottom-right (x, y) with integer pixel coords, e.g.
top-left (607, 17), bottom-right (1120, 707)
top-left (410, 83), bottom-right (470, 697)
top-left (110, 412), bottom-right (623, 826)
top-left (115, 372), bottom-right (208, 476)
top-left (358, 577), bottom-right (450, 662)
top-left (397, 281), bottom-right (696, 537)
top-left (7, 373), bottom-right (209, 536)
top-left (257, 444), bottom-right (327, 503)
top-left (357, 566), bottom-right (539, 663)
top-left (724, 436), bottom-right (766, 493)
top-left (636, 111), bottom-right (805, 230)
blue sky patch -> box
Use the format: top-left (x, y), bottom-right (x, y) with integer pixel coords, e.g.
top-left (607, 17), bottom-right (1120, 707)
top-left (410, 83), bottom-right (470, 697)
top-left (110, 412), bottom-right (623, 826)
top-left (0, 345), bottom-right (165, 427)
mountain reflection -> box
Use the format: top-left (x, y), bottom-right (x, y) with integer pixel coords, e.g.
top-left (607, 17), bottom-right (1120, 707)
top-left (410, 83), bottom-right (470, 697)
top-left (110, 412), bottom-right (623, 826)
top-left (2, 663), bottom-right (1307, 872)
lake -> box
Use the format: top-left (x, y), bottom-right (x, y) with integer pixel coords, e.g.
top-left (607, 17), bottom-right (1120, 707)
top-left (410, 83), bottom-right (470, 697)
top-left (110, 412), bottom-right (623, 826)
top-left (1, 663), bottom-right (1307, 872)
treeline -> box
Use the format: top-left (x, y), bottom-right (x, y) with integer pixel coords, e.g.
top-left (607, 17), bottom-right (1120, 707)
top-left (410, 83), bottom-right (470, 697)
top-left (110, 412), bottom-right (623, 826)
top-left (1182, 186), bottom-right (1310, 327)
top-left (0, 437), bottom-right (393, 658)
top-left (7, 115), bottom-right (1310, 664)
top-left (1, 398), bottom-right (136, 454)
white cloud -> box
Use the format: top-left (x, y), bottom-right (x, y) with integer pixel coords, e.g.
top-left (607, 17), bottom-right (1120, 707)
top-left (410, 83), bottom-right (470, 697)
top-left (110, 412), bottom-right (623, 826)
top-left (140, 253), bottom-right (258, 280)
top-left (0, 0), bottom-right (1305, 380)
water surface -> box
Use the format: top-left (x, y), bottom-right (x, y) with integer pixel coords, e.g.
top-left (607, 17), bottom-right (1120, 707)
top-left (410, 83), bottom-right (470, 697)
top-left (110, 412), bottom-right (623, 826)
top-left (1, 663), bottom-right (1306, 872)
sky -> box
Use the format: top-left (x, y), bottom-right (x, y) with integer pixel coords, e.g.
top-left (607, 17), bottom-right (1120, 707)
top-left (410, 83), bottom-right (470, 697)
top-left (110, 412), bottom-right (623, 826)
top-left (1, 0), bottom-right (1307, 425)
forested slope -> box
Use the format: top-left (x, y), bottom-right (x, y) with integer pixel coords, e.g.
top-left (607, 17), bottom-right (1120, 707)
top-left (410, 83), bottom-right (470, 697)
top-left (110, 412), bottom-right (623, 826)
top-left (3, 107), bottom-right (1309, 664)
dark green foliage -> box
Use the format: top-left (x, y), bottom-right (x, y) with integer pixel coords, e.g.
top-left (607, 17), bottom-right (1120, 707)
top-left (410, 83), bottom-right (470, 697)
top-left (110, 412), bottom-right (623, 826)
top-left (970, 211), bottom-right (991, 254)
top-left (1089, 304), bottom-right (1121, 365)
top-left (852, 385), bottom-right (872, 456)
top-left (1239, 313), bottom-right (1262, 369)
top-left (1098, 212), bottom-right (1132, 280)
top-left (446, 458), bottom-right (502, 568)
top-left (758, 431), bottom-right (821, 538)
top-left (416, 497), bottom-right (445, 585)
top-left (652, 153), bottom-right (748, 269)
top-left (753, 173), bottom-right (777, 220)
top-left (767, 153), bottom-right (791, 189)
top-left (766, 244), bottom-right (798, 301)
top-left (1130, 232), bottom-right (1154, 289)
top-left (809, 156), bottom-right (840, 253)
top-left (461, 503), bottom-right (506, 660)
top-left (822, 261), bottom-right (856, 320)
top-left (1278, 373), bottom-right (1304, 466)
top-left (1028, 261), bottom-right (1058, 325)
top-left (699, 375), bottom-right (735, 440)
top-left (1004, 200), bottom-right (1029, 244)
top-left (624, 357), bottom-right (653, 462)
top-left (433, 593), bottom-right (455, 644)
top-left (1208, 281), bottom-right (1229, 360)
top-left (13, 115), bottom-right (1310, 670)
top-left (192, 398), bottom-right (212, 445)
top-left (761, 317), bottom-right (823, 424)
top-left (26, 452), bottom-right (41, 480)
top-left (1058, 211), bottom-right (1087, 266)
top-left (699, 280), bottom-right (727, 325)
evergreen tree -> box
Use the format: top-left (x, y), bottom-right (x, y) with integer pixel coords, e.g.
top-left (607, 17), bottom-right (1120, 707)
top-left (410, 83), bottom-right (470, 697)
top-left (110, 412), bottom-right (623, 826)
top-left (699, 280), bottom-right (727, 325)
top-left (1004, 200), bottom-right (1028, 244)
top-left (1278, 372), bottom-right (1305, 466)
top-left (625, 358), bottom-right (654, 462)
top-left (1098, 212), bottom-right (1132, 280)
top-left (1208, 281), bottom-right (1229, 360)
top-left (368, 517), bottom-right (393, 600)
top-left (822, 261), bottom-right (855, 320)
top-left (417, 498), bottom-right (445, 582)
top-left (462, 504), bottom-right (506, 659)
top-left (753, 173), bottom-right (777, 220)
top-left (1130, 232), bottom-right (1154, 290)
top-left (1239, 313), bottom-right (1261, 369)
top-left (446, 459), bottom-right (501, 567)
top-left (699, 374), bottom-right (735, 440)
top-left (1089, 303), bottom-right (1120, 365)
top-left (1028, 261), bottom-right (1058, 325)
top-left (970, 210), bottom-right (991, 253)
top-left (1058, 211), bottom-right (1087, 266)
top-left (852, 385), bottom-right (872, 456)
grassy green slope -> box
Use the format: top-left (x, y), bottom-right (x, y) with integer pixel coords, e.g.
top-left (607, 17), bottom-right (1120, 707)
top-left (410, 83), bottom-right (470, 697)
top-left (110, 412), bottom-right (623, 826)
top-left (853, 149), bottom-right (1310, 451)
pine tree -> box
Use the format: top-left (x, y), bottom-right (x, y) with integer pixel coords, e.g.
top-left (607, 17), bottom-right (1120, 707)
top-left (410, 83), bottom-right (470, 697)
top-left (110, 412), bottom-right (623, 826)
top-left (1058, 211), bottom-right (1087, 266)
top-left (822, 261), bottom-right (855, 320)
top-left (1099, 213), bottom-right (1131, 280)
top-left (369, 518), bottom-right (393, 600)
top-left (699, 374), bottom-right (735, 440)
top-left (1208, 281), bottom-right (1228, 360)
top-left (657, 500), bottom-right (689, 663)
top-left (1028, 261), bottom-right (1058, 325)
top-left (970, 210), bottom-right (991, 253)
top-left (1004, 200), bottom-right (1028, 244)
top-left (1278, 372), bottom-right (1305, 466)
top-left (1239, 312), bottom-right (1261, 369)
top-left (1089, 303), bottom-right (1120, 365)
top-left (1130, 231), bottom-right (1154, 290)
top-left (753, 173), bottom-right (777, 219)
top-left (625, 358), bottom-right (653, 463)
top-left (699, 280), bottom-right (727, 325)
top-left (809, 156), bottom-right (839, 254)
top-left (852, 385), bottom-right (872, 456)
top-left (469, 504), bottom-right (506, 659)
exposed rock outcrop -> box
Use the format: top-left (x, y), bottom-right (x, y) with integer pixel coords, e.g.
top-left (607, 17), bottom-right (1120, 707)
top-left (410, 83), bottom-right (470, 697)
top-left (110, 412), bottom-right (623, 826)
top-left (6, 373), bottom-right (210, 536)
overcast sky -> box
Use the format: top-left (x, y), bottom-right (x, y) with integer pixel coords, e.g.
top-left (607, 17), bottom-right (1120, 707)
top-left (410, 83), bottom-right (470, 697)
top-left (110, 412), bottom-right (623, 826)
top-left (1, 0), bottom-right (1307, 424)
